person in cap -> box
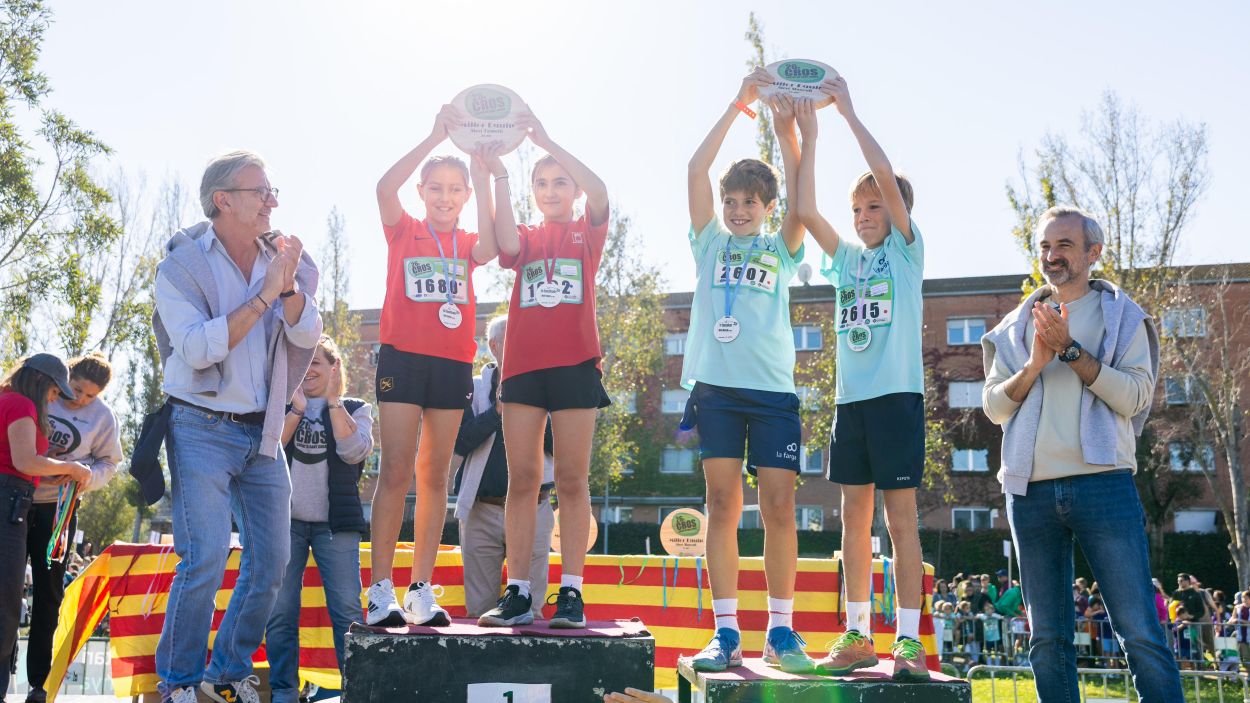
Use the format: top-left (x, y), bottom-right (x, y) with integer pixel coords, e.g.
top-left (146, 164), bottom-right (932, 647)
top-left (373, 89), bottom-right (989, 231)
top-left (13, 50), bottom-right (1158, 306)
top-left (0, 354), bottom-right (92, 701)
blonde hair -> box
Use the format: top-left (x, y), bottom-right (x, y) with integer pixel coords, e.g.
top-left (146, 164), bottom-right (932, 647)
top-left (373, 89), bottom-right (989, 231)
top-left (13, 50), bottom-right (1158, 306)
top-left (316, 335), bottom-right (348, 397)
top-left (419, 155), bottom-right (469, 185)
top-left (849, 171), bottom-right (914, 213)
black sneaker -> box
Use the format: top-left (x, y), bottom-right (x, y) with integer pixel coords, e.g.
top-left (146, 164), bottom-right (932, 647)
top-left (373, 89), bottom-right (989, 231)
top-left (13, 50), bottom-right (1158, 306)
top-left (24, 689), bottom-right (47, 703)
top-left (547, 586), bottom-right (587, 629)
top-left (477, 584), bottom-right (534, 627)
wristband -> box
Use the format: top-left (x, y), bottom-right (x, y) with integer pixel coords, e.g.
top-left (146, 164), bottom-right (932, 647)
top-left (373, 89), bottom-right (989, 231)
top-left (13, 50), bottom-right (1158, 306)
top-left (493, 174), bottom-right (509, 181)
top-left (246, 299), bottom-right (266, 316)
top-left (327, 402), bottom-right (344, 409)
top-left (256, 293), bottom-right (272, 308)
top-left (288, 408), bottom-right (304, 417)
top-left (734, 100), bottom-right (757, 119)
top-left (280, 289), bottom-right (297, 299)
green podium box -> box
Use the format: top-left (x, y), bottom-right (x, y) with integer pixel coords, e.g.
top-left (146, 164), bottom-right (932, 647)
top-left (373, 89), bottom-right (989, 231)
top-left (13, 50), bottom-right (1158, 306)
top-left (676, 658), bottom-right (970, 703)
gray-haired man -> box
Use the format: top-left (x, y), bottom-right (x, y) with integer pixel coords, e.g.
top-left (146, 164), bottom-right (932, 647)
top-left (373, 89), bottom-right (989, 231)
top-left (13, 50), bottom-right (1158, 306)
top-left (153, 151), bottom-right (322, 703)
top-left (453, 315), bottom-right (555, 620)
top-left (982, 206), bottom-right (1181, 702)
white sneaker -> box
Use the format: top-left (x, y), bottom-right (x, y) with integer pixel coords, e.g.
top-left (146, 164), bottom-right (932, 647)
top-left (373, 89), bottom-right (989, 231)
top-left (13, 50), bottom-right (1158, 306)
top-left (366, 578), bottom-right (409, 627)
top-left (201, 675), bottom-right (261, 703)
top-left (164, 687), bottom-right (197, 703)
top-left (404, 582), bottom-right (451, 626)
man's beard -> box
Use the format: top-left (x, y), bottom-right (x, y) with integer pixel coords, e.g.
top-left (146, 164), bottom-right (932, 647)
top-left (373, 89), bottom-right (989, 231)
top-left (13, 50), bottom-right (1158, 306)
top-left (1043, 260), bottom-right (1073, 286)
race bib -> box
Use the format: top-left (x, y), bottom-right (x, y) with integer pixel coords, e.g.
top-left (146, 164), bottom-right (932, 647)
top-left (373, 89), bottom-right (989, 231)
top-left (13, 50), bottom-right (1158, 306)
top-left (519, 258), bottom-right (583, 308)
top-left (404, 256), bottom-right (470, 304)
top-left (711, 249), bottom-right (780, 294)
top-left (837, 278), bottom-right (893, 333)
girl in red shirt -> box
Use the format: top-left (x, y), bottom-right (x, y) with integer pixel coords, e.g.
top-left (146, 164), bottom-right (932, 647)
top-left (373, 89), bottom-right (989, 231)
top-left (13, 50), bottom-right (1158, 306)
top-left (476, 111), bottom-right (610, 630)
top-left (1, 354), bottom-right (91, 697)
top-left (368, 106), bottom-right (505, 626)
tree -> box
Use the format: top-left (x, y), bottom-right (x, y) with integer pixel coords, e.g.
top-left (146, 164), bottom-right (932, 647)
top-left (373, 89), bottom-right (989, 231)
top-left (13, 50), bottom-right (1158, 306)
top-left (591, 208), bottom-right (666, 492)
top-left (75, 473), bottom-right (137, 548)
top-left (1133, 426), bottom-right (1204, 568)
top-left (0, 0), bottom-right (119, 363)
top-left (319, 207), bottom-right (368, 401)
top-left (744, 12), bottom-right (785, 236)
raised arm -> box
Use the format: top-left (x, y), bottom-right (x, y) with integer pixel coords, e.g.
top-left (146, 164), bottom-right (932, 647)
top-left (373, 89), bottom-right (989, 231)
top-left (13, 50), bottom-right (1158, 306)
top-left (794, 98), bottom-right (843, 257)
top-left (522, 111), bottom-right (609, 227)
top-left (768, 94), bottom-right (805, 256)
top-left (474, 142), bottom-right (519, 258)
top-left (469, 143), bottom-right (500, 264)
top-left (688, 70), bottom-right (769, 229)
top-left (822, 77), bottom-right (913, 243)
top-left (376, 105), bottom-right (459, 228)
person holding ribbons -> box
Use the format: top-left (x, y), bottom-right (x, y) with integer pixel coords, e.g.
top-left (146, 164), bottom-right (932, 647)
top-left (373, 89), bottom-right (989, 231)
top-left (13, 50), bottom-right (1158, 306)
top-left (476, 109), bottom-right (610, 630)
top-left (681, 70), bottom-right (811, 674)
top-left (793, 77), bottom-right (930, 680)
top-left (368, 106), bottom-right (504, 626)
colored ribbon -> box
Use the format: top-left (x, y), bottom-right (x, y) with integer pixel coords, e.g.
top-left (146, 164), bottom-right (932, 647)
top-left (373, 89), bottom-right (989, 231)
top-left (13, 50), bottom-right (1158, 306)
top-left (46, 482), bottom-right (81, 566)
top-left (617, 556), bottom-right (649, 587)
top-left (881, 556), bottom-right (897, 626)
top-left (695, 556), bottom-right (704, 622)
top-left (661, 558), bottom-right (668, 609)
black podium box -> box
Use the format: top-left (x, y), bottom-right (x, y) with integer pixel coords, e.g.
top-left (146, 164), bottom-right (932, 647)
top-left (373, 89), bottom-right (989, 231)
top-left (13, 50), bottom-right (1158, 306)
top-left (677, 658), bottom-right (971, 703)
top-left (343, 618), bottom-right (655, 702)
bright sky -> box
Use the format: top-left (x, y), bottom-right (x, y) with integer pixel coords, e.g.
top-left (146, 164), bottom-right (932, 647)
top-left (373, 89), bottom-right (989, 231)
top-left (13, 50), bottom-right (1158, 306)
top-left (40, 0), bottom-right (1250, 308)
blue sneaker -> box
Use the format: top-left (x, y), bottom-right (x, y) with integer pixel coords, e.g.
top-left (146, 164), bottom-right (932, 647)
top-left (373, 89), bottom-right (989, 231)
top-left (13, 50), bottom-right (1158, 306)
top-left (763, 626), bottom-right (815, 673)
top-left (689, 627), bottom-right (743, 672)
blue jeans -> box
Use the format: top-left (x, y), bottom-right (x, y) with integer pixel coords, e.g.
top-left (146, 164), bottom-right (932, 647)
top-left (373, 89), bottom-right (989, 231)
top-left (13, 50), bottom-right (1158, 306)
top-left (1007, 470), bottom-right (1182, 703)
top-left (265, 520), bottom-right (362, 703)
top-left (155, 405), bottom-right (291, 697)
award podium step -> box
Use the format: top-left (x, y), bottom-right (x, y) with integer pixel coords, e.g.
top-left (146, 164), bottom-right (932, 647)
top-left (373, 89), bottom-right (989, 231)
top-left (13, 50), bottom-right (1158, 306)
top-left (677, 657), bottom-right (970, 703)
top-left (343, 618), bottom-right (655, 702)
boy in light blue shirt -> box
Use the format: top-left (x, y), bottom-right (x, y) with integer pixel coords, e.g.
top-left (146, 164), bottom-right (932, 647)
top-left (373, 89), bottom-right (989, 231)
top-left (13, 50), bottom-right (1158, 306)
top-left (682, 69), bottom-right (812, 674)
top-left (793, 76), bottom-right (930, 681)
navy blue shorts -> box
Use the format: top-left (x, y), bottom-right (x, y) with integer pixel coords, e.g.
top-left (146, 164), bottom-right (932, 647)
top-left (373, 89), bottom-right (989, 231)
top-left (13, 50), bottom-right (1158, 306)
top-left (682, 382), bottom-right (801, 475)
top-left (828, 392), bottom-right (924, 488)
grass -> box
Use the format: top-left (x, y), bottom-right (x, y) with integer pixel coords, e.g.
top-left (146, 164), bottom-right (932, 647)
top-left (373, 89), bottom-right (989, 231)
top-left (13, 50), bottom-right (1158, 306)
top-left (968, 669), bottom-right (1248, 703)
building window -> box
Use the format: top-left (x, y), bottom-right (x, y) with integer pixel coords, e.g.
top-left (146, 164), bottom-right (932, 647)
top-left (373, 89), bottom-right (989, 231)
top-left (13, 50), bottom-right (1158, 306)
top-left (1165, 376), bottom-right (1200, 406)
top-left (603, 506), bottom-right (633, 524)
top-left (952, 448), bottom-right (989, 473)
top-left (797, 505), bottom-right (824, 531)
top-left (665, 333), bottom-right (686, 356)
top-left (1161, 308), bottom-right (1207, 338)
top-left (611, 391), bottom-right (638, 413)
top-left (946, 318), bottom-right (987, 346)
top-left (662, 389), bottom-right (691, 415)
top-left (948, 381), bottom-right (983, 409)
top-left (660, 446), bottom-right (696, 474)
top-left (1174, 510), bottom-right (1218, 534)
top-left (793, 326), bottom-right (823, 351)
top-left (952, 507), bottom-right (994, 531)
top-left (1168, 441), bottom-right (1214, 473)
top-left (800, 445), bottom-right (824, 475)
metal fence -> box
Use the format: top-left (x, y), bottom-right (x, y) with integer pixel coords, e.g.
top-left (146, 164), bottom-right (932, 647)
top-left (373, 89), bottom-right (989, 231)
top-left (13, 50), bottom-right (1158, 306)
top-left (937, 615), bottom-right (1250, 674)
top-left (966, 665), bottom-right (1249, 703)
top-left (5, 637), bottom-right (112, 697)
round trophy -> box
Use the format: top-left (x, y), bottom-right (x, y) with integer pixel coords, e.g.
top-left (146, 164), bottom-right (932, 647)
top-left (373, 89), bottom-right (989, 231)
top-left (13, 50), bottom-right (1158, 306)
top-left (447, 84), bottom-right (528, 154)
top-left (550, 508), bottom-right (599, 554)
top-left (759, 59), bottom-right (839, 108)
top-left (659, 508), bottom-right (708, 557)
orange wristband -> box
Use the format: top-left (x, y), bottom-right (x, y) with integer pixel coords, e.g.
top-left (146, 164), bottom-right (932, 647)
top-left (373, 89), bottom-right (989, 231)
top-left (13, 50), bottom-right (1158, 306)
top-left (734, 100), bottom-right (757, 119)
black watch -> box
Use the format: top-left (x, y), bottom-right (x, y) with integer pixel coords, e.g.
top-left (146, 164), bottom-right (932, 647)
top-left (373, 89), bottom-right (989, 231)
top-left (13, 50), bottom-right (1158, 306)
top-left (1059, 339), bottom-right (1082, 363)
top-left (279, 288), bottom-right (298, 299)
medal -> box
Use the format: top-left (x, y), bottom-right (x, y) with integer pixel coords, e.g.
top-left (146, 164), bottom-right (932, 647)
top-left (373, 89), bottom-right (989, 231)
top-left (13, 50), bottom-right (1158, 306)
top-left (714, 316), bottom-right (740, 343)
top-left (536, 282), bottom-right (562, 308)
top-left (847, 323), bottom-right (871, 352)
top-left (439, 302), bottom-right (462, 329)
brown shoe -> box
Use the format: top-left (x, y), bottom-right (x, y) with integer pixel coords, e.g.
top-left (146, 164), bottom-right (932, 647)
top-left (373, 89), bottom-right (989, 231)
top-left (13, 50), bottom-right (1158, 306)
top-left (891, 637), bottom-right (931, 681)
top-left (815, 630), bottom-right (878, 675)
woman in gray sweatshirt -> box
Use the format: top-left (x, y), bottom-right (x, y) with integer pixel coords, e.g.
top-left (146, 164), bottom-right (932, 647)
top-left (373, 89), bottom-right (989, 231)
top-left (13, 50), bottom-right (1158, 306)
top-left (24, 352), bottom-right (123, 703)
top-left (265, 335), bottom-right (373, 703)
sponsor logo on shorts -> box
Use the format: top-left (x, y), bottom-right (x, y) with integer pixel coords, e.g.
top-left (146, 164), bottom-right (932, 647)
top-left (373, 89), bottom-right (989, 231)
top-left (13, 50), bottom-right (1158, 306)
top-left (380, 377), bottom-right (394, 393)
top-left (897, 476), bottom-right (912, 482)
top-left (572, 231), bottom-right (584, 244)
top-left (777, 443), bottom-right (798, 462)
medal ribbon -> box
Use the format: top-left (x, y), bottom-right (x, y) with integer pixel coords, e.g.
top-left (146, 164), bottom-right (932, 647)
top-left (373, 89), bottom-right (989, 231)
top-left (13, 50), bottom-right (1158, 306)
top-left (721, 236), bottom-right (761, 318)
top-left (426, 222), bottom-right (458, 306)
top-left (542, 222), bottom-right (572, 285)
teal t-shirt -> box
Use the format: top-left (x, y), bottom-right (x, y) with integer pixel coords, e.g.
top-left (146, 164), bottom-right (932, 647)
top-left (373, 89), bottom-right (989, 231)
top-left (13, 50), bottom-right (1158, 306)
top-left (680, 219), bottom-right (803, 393)
top-left (821, 220), bottom-right (925, 403)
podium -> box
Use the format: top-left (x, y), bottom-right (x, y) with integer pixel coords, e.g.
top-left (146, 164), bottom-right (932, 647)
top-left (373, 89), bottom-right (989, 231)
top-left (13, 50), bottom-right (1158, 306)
top-left (676, 658), bottom-right (970, 703)
top-left (343, 618), bottom-right (654, 702)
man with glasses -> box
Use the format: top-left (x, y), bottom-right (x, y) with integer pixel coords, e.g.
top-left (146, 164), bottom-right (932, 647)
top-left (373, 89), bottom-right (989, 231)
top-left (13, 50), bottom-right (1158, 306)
top-left (152, 151), bottom-right (322, 703)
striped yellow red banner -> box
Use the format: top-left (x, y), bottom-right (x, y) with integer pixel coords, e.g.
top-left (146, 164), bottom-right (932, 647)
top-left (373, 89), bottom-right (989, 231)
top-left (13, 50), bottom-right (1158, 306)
top-left (50, 543), bottom-right (935, 694)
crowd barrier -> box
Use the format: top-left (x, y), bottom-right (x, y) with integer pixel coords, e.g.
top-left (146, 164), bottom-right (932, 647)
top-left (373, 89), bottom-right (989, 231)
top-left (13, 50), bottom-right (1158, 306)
top-left (46, 542), bottom-right (938, 699)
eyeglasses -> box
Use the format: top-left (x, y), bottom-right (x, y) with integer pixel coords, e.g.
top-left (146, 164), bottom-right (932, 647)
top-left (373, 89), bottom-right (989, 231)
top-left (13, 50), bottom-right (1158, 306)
top-left (221, 186), bottom-right (280, 200)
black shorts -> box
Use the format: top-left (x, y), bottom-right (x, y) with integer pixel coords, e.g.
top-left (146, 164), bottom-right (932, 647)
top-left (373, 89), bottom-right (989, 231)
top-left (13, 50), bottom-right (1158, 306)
top-left (828, 392), bottom-right (924, 489)
top-left (499, 359), bottom-right (611, 411)
top-left (375, 345), bottom-right (473, 409)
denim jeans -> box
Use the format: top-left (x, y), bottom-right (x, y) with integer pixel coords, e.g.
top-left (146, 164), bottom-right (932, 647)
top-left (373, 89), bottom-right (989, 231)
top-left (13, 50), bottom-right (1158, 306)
top-left (0, 474), bottom-right (34, 696)
top-left (1007, 470), bottom-right (1183, 703)
top-left (265, 520), bottom-right (362, 703)
top-left (155, 405), bottom-right (291, 698)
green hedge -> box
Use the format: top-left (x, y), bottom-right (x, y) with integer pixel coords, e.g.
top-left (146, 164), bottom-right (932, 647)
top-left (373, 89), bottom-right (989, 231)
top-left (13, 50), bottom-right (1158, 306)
top-left (390, 522), bottom-right (1242, 593)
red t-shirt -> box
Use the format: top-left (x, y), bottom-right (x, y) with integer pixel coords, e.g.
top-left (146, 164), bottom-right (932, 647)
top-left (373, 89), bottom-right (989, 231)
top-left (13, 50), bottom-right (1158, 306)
top-left (499, 213), bottom-right (609, 380)
top-left (0, 391), bottom-right (48, 485)
top-left (380, 211), bottom-right (481, 363)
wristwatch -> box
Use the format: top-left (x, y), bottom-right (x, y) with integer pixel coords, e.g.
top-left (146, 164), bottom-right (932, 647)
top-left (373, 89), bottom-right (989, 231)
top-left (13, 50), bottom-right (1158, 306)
top-left (1059, 339), bottom-right (1082, 363)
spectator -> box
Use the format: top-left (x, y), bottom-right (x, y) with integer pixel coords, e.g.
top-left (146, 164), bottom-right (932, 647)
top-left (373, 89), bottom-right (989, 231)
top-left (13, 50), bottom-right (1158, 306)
top-left (1152, 578), bottom-right (1169, 625)
top-left (994, 577), bottom-right (1025, 618)
top-left (980, 600), bottom-right (1004, 664)
top-left (957, 600), bottom-right (980, 660)
top-left (1174, 573), bottom-right (1214, 664)
top-left (934, 579), bottom-right (957, 608)
top-left (1174, 605), bottom-right (1195, 669)
top-left (981, 573), bottom-right (997, 602)
top-left (1073, 582), bottom-right (1089, 620)
top-left (1232, 590), bottom-right (1249, 674)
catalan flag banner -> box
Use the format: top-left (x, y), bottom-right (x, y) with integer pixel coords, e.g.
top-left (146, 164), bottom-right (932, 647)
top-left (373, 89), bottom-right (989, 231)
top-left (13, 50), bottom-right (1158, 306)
top-left (50, 543), bottom-right (935, 695)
